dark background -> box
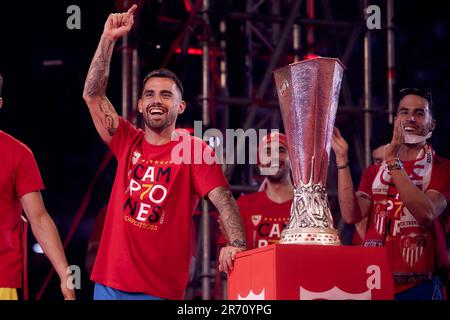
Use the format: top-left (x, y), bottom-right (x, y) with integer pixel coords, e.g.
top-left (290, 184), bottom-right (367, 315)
top-left (0, 0), bottom-right (449, 300)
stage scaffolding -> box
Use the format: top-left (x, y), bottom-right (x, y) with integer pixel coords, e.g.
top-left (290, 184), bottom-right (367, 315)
top-left (119, 0), bottom-right (397, 299)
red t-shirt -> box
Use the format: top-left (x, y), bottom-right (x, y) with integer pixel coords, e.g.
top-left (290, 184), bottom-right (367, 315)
top-left (91, 118), bottom-right (229, 299)
top-left (89, 206), bottom-right (107, 244)
top-left (236, 191), bottom-right (291, 249)
top-left (358, 154), bottom-right (450, 292)
top-left (0, 131), bottom-right (44, 288)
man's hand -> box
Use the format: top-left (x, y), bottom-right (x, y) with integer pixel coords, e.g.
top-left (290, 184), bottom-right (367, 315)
top-left (384, 117), bottom-right (404, 161)
top-left (218, 245), bottom-right (245, 274)
top-left (60, 281), bottom-right (76, 300)
top-left (103, 4), bottom-right (137, 41)
top-left (331, 127), bottom-right (349, 165)
top-left (207, 186), bottom-right (247, 273)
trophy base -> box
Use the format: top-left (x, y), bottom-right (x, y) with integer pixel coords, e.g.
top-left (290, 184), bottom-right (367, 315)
top-left (280, 227), bottom-right (340, 245)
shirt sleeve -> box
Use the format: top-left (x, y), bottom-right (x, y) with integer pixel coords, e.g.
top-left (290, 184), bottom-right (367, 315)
top-left (15, 146), bottom-right (45, 197)
top-left (427, 158), bottom-right (450, 202)
top-left (191, 139), bottom-right (230, 198)
top-left (109, 117), bottom-right (140, 159)
top-left (357, 165), bottom-right (378, 199)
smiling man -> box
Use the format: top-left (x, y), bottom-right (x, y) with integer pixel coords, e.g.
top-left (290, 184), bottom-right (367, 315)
top-left (332, 88), bottom-right (450, 300)
top-left (82, 5), bottom-right (246, 300)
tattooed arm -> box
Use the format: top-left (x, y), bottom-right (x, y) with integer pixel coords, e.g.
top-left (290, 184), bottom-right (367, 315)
top-left (82, 5), bottom-right (137, 144)
top-left (83, 37), bottom-right (118, 144)
top-left (208, 186), bottom-right (247, 273)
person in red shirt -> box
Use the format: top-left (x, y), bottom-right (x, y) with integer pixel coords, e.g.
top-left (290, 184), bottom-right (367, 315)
top-left (232, 133), bottom-right (293, 249)
top-left (0, 75), bottom-right (75, 300)
top-left (332, 88), bottom-right (450, 300)
top-left (82, 5), bottom-right (246, 300)
top-left (352, 132), bottom-right (392, 245)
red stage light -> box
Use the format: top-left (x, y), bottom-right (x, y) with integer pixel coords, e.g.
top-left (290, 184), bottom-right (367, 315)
top-left (304, 53), bottom-right (320, 60)
top-left (174, 48), bottom-right (203, 55)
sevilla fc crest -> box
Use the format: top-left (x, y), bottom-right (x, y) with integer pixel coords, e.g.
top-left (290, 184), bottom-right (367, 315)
top-left (400, 234), bottom-right (426, 267)
top-left (251, 215), bottom-right (262, 226)
top-left (132, 151), bottom-right (141, 165)
top-left (374, 211), bottom-right (387, 235)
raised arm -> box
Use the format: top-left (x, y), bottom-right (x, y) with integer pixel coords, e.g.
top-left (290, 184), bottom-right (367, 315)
top-left (332, 127), bottom-right (371, 224)
top-left (208, 186), bottom-right (246, 273)
top-left (82, 5), bottom-right (137, 144)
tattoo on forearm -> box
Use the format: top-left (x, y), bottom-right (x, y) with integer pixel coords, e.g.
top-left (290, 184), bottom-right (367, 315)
top-left (84, 37), bottom-right (119, 136)
top-left (84, 37), bottom-right (115, 98)
top-left (209, 187), bottom-right (245, 242)
top-left (99, 97), bottom-right (118, 136)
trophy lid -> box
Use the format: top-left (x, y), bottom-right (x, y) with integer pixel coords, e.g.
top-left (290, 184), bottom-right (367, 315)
top-left (274, 57), bottom-right (346, 75)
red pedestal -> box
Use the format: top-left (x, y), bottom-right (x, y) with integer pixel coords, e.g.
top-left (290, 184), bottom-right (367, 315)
top-left (228, 244), bottom-right (394, 300)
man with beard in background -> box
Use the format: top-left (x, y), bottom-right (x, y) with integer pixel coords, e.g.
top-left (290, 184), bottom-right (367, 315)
top-left (219, 132), bottom-right (293, 250)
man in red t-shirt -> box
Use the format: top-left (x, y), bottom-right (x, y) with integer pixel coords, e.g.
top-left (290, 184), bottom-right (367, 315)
top-left (82, 5), bottom-right (246, 300)
top-left (352, 132), bottom-right (392, 245)
top-left (219, 133), bottom-right (293, 250)
top-left (0, 76), bottom-right (75, 300)
top-left (332, 88), bottom-right (450, 299)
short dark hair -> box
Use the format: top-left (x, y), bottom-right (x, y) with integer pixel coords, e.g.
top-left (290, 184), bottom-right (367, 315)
top-left (397, 87), bottom-right (433, 116)
top-left (142, 68), bottom-right (184, 97)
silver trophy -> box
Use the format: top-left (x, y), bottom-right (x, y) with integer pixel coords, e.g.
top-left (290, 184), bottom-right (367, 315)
top-left (273, 57), bottom-right (345, 245)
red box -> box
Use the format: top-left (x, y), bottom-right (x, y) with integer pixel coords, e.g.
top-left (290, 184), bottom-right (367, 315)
top-left (228, 244), bottom-right (394, 300)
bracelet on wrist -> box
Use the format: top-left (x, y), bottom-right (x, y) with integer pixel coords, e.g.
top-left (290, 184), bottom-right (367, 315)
top-left (386, 158), bottom-right (404, 171)
top-left (336, 161), bottom-right (349, 169)
top-left (230, 239), bottom-right (247, 249)
top-left (385, 157), bottom-right (398, 164)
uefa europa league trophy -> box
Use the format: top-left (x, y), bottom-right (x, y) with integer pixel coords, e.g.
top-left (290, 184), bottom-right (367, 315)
top-left (273, 57), bottom-right (345, 245)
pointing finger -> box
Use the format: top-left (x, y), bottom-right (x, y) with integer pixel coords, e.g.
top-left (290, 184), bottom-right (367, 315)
top-left (127, 4), bottom-right (138, 15)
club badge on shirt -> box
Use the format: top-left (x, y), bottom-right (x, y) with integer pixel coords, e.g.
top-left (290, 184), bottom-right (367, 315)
top-left (132, 151), bottom-right (141, 165)
top-left (400, 233), bottom-right (427, 267)
top-left (251, 215), bottom-right (262, 226)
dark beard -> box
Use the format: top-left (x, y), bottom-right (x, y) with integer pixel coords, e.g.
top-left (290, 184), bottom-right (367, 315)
top-left (143, 103), bottom-right (176, 131)
top-left (143, 116), bottom-right (171, 132)
top-left (265, 161), bottom-right (292, 184)
top-left (267, 173), bottom-right (287, 183)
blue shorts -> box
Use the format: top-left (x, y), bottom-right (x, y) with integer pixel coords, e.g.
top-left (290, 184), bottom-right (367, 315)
top-left (394, 276), bottom-right (443, 300)
top-left (93, 283), bottom-right (164, 300)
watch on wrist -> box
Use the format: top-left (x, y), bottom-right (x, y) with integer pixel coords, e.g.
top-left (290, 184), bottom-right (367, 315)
top-left (387, 158), bottom-right (404, 171)
top-left (231, 239), bottom-right (247, 248)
